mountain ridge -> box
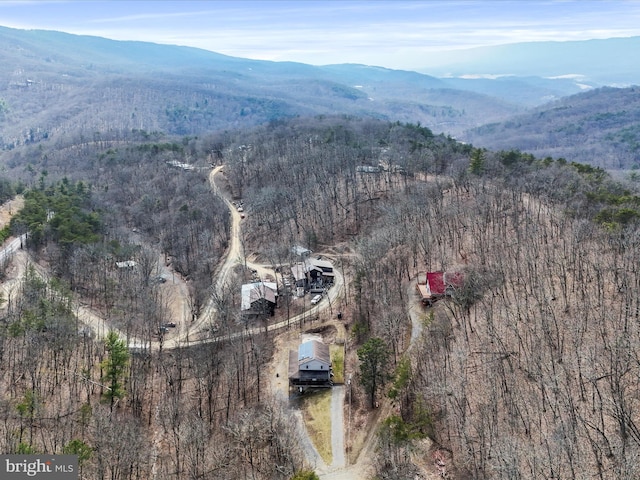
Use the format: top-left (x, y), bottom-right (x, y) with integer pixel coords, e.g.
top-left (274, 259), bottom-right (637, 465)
top-left (462, 86), bottom-right (640, 169)
top-left (0, 25), bottom-right (637, 168)
top-left (419, 36), bottom-right (640, 85)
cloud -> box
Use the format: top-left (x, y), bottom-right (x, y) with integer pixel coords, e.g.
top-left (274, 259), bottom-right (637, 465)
top-left (84, 9), bottom-right (220, 24)
top-left (2, 0), bottom-right (640, 69)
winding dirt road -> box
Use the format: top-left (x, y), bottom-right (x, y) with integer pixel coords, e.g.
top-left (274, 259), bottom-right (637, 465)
top-left (0, 170), bottom-right (458, 479)
top-left (0, 166), bottom-right (343, 354)
top-left (0, 170), bottom-right (431, 479)
top-left (0, 168), bottom-right (358, 477)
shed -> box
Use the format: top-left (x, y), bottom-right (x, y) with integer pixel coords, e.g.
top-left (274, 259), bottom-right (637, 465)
top-left (116, 260), bottom-right (137, 269)
top-left (292, 245), bottom-right (312, 257)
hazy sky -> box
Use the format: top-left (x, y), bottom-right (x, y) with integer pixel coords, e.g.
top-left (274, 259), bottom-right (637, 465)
top-left (2, 0), bottom-right (640, 70)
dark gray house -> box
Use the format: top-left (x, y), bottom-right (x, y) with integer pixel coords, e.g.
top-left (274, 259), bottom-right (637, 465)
top-left (290, 257), bottom-right (335, 290)
top-left (241, 281), bottom-right (278, 318)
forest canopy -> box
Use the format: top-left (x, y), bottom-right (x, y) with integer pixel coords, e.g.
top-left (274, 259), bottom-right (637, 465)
top-left (1, 115), bottom-right (640, 478)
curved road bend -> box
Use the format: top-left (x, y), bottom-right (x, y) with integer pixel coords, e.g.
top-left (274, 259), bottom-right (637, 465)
top-left (0, 169), bottom-right (351, 475)
top-left (167, 166), bottom-right (344, 347)
top-left (0, 166), bottom-right (343, 352)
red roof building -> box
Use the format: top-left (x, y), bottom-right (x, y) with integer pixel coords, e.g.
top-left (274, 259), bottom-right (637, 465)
top-left (417, 271), bottom-right (464, 305)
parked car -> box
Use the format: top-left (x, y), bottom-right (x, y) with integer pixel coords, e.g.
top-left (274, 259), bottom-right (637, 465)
top-left (311, 294), bottom-right (322, 305)
top-left (163, 322), bottom-right (176, 328)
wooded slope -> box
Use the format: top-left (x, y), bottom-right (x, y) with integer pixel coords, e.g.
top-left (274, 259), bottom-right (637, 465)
top-left (463, 86), bottom-right (640, 169)
top-left (2, 115), bottom-right (640, 479)
top-left (220, 117), bottom-right (640, 479)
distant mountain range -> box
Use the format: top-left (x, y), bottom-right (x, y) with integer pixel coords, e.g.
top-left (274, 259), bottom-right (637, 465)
top-left (0, 25), bottom-right (638, 169)
top-left (419, 36), bottom-right (640, 86)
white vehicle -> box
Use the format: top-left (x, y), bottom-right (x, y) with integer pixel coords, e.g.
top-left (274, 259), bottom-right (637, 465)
top-left (311, 294), bottom-right (322, 305)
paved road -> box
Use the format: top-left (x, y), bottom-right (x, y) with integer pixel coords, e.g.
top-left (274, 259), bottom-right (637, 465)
top-left (329, 386), bottom-right (346, 469)
top-left (0, 238), bottom-right (28, 306)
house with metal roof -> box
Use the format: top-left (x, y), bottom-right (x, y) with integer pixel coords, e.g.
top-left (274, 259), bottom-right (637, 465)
top-left (241, 281), bottom-right (278, 318)
top-left (417, 271), bottom-right (464, 305)
top-left (290, 257), bottom-right (335, 290)
top-left (288, 339), bottom-right (332, 390)
top-left (308, 258), bottom-right (335, 281)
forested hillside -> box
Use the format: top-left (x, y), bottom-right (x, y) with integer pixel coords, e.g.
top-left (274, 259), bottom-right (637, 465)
top-left (464, 86), bottom-right (640, 169)
top-left (209, 117), bottom-right (640, 478)
top-left (0, 24), bottom-right (603, 163)
top-left (1, 112), bottom-right (638, 478)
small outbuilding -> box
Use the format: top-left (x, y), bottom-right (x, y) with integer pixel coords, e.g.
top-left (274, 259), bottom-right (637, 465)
top-left (292, 245), bottom-right (313, 257)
